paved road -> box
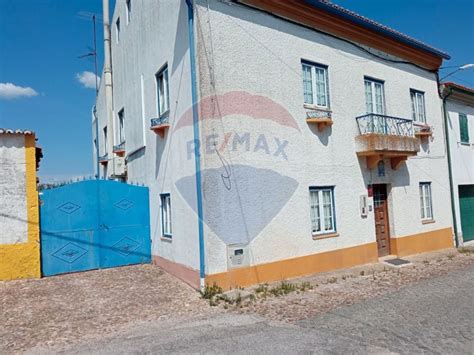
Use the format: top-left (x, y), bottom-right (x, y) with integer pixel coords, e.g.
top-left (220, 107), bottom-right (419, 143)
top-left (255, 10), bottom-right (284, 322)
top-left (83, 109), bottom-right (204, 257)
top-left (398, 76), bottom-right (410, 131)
top-left (43, 266), bottom-right (474, 354)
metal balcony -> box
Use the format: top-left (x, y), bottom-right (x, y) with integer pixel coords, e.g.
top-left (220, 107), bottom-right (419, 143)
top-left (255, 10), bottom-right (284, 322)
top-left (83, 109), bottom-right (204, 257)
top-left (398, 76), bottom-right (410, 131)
top-left (355, 114), bottom-right (420, 170)
top-left (306, 107), bottom-right (333, 131)
top-left (98, 153), bottom-right (108, 165)
top-left (150, 115), bottom-right (170, 138)
top-left (113, 141), bottom-right (126, 156)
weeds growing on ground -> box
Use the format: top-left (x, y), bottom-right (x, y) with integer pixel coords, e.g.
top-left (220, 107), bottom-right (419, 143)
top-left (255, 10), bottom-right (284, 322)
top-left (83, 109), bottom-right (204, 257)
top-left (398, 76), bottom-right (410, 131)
top-left (458, 247), bottom-right (474, 255)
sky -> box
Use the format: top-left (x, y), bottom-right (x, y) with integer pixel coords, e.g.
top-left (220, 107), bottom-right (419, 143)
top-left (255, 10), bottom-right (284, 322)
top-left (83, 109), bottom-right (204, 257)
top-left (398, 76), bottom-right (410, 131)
top-left (0, 0), bottom-right (473, 182)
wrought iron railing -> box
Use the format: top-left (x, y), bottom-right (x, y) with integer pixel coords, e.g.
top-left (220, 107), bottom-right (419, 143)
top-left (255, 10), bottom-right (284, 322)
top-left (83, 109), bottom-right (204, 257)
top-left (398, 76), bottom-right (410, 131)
top-left (356, 114), bottom-right (414, 137)
top-left (113, 141), bottom-right (125, 152)
top-left (150, 115), bottom-right (170, 128)
top-left (98, 153), bottom-right (108, 162)
top-left (306, 108), bottom-right (332, 119)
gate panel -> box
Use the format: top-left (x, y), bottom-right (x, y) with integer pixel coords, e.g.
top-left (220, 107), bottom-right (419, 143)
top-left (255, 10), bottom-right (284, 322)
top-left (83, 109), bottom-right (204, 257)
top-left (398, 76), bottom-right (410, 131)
top-left (40, 180), bottom-right (151, 276)
top-left (40, 181), bottom-right (99, 276)
top-left (98, 181), bottom-right (151, 268)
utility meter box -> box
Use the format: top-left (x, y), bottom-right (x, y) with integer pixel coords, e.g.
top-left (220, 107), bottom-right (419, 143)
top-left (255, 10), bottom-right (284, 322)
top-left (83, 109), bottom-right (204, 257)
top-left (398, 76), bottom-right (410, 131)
top-left (227, 244), bottom-right (249, 269)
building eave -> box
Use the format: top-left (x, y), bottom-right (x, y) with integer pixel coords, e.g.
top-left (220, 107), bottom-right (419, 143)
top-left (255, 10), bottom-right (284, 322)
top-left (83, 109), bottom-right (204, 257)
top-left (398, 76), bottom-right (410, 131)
top-left (235, 0), bottom-right (449, 70)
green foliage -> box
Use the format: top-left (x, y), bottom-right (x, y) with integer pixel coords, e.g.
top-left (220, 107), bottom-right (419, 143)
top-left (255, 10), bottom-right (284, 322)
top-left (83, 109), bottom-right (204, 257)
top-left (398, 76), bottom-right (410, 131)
top-left (201, 283), bottom-right (223, 300)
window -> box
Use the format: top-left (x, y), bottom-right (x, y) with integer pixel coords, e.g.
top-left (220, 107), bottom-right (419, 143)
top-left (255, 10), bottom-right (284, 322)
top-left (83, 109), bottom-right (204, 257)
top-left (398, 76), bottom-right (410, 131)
top-left (410, 90), bottom-right (426, 123)
top-left (302, 61), bottom-right (329, 108)
top-left (419, 182), bottom-right (433, 220)
top-left (459, 113), bottom-right (469, 144)
top-left (118, 109), bottom-right (125, 143)
top-left (156, 65), bottom-right (170, 116)
top-left (115, 17), bottom-right (120, 43)
top-left (126, 0), bottom-right (131, 24)
top-left (309, 187), bottom-right (335, 235)
top-left (103, 126), bottom-right (108, 154)
top-left (161, 194), bottom-right (172, 237)
top-left (364, 78), bottom-right (385, 114)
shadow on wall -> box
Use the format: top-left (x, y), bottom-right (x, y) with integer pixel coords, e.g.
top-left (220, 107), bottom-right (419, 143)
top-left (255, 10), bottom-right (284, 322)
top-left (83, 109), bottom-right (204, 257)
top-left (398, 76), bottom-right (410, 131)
top-left (307, 123), bottom-right (331, 146)
top-left (358, 156), bottom-right (411, 188)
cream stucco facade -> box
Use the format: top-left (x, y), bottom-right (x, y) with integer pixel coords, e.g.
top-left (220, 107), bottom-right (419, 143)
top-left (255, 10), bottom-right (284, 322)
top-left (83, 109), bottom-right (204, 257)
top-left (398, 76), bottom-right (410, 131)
top-left (94, 0), bottom-right (454, 288)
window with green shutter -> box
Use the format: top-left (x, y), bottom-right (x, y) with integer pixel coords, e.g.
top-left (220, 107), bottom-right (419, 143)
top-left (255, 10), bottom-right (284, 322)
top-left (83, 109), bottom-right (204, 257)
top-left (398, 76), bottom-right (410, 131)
top-left (459, 113), bottom-right (469, 144)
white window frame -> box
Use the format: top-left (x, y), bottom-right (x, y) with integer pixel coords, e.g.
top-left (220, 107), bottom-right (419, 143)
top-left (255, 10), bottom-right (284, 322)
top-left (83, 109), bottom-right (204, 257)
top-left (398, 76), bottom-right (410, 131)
top-left (118, 108), bottom-right (125, 144)
top-left (410, 89), bottom-right (426, 123)
top-left (115, 17), bottom-right (120, 43)
top-left (161, 194), bottom-right (172, 238)
top-left (156, 65), bottom-right (170, 117)
top-left (309, 187), bottom-right (336, 235)
top-left (419, 182), bottom-right (433, 221)
top-left (126, 0), bottom-right (131, 25)
top-left (302, 61), bottom-right (330, 108)
top-left (364, 78), bottom-right (385, 115)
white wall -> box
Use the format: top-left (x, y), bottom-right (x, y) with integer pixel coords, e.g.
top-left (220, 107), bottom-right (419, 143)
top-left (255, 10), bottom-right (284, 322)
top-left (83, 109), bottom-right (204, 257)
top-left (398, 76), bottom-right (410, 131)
top-left (195, 0), bottom-right (452, 274)
top-left (446, 98), bottom-right (474, 242)
top-left (94, 0), bottom-right (201, 271)
top-left (0, 135), bottom-right (27, 244)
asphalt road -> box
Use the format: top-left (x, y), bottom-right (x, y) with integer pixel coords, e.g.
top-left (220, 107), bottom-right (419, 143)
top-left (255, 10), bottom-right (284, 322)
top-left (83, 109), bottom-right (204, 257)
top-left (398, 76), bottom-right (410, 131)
top-left (44, 265), bottom-right (474, 354)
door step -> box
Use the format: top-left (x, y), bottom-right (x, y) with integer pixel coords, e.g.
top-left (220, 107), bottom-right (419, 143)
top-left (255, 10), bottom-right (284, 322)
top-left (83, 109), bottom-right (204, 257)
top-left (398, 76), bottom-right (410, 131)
top-left (383, 258), bottom-right (411, 267)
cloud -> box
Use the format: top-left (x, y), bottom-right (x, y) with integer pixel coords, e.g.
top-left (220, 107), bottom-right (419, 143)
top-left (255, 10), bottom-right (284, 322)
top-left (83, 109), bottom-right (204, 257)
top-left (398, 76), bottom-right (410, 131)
top-left (0, 82), bottom-right (39, 100)
top-left (76, 71), bottom-right (100, 89)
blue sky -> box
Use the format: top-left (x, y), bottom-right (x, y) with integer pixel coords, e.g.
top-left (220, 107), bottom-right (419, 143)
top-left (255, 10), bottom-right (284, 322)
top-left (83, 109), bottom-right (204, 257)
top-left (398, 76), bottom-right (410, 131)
top-left (0, 0), bottom-right (473, 182)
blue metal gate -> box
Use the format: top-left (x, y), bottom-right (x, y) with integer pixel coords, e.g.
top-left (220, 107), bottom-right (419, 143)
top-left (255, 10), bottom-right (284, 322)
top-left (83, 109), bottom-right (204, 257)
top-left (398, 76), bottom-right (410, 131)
top-left (40, 180), bottom-right (151, 276)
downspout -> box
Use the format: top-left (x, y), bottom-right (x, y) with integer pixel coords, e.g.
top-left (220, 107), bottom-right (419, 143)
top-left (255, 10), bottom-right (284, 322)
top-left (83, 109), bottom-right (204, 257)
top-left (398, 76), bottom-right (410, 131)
top-left (93, 106), bottom-right (100, 179)
top-left (440, 85), bottom-right (459, 247)
top-left (185, 0), bottom-right (206, 289)
top-left (103, 0), bottom-right (115, 178)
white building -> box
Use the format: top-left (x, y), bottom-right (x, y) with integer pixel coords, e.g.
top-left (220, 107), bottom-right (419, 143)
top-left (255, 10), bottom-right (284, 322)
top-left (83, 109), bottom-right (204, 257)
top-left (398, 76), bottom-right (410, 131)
top-left (94, 0), bottom-right (454, 289)
top-left (442, 82), bottom-right (474, 246)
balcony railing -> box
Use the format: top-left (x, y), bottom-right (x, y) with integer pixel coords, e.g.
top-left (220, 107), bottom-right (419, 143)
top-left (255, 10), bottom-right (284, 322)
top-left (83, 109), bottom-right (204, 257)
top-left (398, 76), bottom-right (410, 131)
top-left (355, 113), bottom-right (420, 170)
top-left (113, 141), bottom-right (126, 156)
top-left (150, 115), bottom-right (170, 128)
top-left (356, 113), bottom-right (414, 137)
top-left (150, 115), bottom-right (170, 137)
top-left (98, 153), bottom-right (108, 165)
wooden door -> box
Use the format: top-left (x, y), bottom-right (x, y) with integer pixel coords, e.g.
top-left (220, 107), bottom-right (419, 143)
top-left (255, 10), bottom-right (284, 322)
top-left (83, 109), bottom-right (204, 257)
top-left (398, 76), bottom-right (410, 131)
top-left (373, 184), bottom-right (390, 257)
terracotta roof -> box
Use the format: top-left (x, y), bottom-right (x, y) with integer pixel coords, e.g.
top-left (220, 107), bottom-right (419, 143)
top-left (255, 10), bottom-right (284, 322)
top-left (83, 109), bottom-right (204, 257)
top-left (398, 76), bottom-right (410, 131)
top-left (0, 128), bottom-right (35, 135)
top-left (306, 0), bottom-right (450, 59)
top-left (443, 82), bottom-right (474, 95)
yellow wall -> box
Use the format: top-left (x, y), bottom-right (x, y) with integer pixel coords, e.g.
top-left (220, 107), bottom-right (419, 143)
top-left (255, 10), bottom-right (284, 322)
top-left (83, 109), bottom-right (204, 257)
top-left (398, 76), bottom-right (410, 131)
top-left (206, 228), bottom-right (454, 290)
top-left (390, 227), bottom-right (453, 257)
top-left (0, 134), bottom-right (41, 280)
top-left (206, 242), bottom-right (379, 290)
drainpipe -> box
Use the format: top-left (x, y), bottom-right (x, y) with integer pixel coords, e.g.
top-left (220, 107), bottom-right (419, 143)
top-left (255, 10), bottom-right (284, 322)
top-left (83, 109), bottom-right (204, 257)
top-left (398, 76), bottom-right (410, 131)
top-left (185, 0), bottom-right (206, 290)
top-left (440, 85), bottom-right (459, 247)
top-left (103, 0), bottom-right (115, 177)
top-left (93, 106), bottom-right (100, 179)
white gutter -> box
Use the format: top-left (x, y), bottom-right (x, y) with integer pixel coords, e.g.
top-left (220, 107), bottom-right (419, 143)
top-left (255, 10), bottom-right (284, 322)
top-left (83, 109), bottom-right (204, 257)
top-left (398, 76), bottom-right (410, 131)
top-left (103, 0), bottom-right (115, 177)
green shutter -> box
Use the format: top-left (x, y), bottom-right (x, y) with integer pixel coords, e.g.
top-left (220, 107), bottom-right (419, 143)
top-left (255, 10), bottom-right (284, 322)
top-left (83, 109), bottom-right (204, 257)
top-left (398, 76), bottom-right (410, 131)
top-left (459, 113), bottom-right (469, 143)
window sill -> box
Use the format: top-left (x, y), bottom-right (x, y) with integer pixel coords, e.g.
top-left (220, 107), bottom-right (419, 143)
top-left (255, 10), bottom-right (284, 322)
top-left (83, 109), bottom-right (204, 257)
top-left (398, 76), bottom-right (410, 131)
top-left (304, 103), bottom-right (331, 112)
top-left (422, 219), bottom-right (435, 225)
top-left (161, 236), bottom-right (172, 242)
top-left (312, 232), bottom-right (339, 240)
top-left (459, 142), bottom-right (471, 146)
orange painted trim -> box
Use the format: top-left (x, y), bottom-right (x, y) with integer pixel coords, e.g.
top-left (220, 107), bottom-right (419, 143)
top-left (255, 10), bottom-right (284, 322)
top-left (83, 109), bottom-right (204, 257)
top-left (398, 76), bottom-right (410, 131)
top-left (206, 242), bottom-right (378, 290)
top-left (390, 227), bottom-right (453, 257)
top-left (239, 0), bottom-right (443, 70)
top-left (153, 256), bottom-right (200, 289)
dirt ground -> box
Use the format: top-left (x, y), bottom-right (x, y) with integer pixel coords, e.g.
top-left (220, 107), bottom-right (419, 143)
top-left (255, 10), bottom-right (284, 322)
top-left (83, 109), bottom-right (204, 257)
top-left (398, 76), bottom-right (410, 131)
top-left (1, 248), bottom-right (473, 353)
top-left (0, 265), bottom-right (217, 353)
